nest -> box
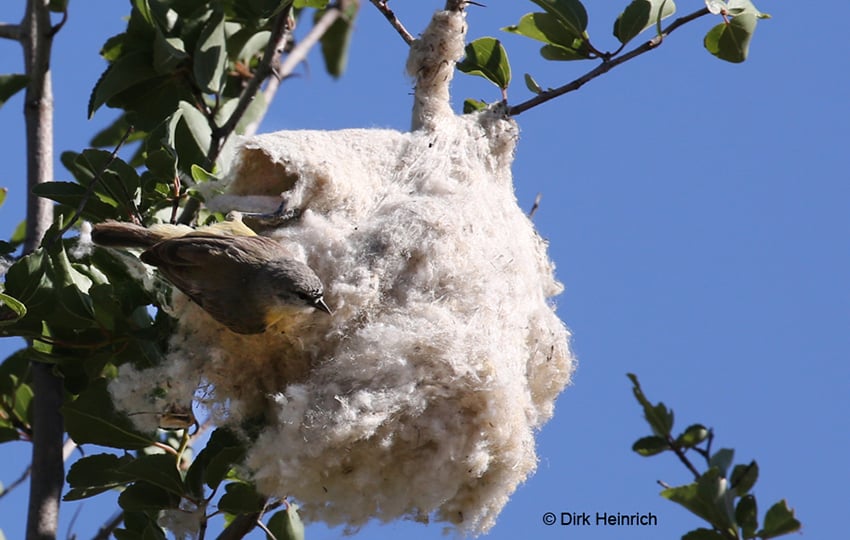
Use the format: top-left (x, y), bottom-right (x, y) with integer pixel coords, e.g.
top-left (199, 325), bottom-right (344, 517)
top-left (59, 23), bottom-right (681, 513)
top-left (110, 5), bottom-right (574, 535)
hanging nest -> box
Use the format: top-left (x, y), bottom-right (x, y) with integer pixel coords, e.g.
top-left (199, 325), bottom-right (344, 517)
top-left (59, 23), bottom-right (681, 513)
top-left (110, 4), bottom-right (575, 535)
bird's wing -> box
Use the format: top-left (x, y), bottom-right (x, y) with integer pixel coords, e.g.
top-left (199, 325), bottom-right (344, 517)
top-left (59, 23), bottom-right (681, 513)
top-left (141, 237), bottom-right (271, 333)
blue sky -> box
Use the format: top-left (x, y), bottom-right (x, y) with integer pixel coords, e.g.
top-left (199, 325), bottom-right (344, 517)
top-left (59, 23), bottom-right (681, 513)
top-left (1, 1), bottom-right (848, 539)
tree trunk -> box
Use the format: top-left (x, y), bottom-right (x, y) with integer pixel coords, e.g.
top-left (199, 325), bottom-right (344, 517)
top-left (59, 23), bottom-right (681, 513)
top-left (21, 2), bottom-right (62, 539)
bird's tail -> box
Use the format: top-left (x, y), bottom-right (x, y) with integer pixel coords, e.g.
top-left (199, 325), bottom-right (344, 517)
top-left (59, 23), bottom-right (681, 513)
top-left (91, 221), bottom-right (193, 248)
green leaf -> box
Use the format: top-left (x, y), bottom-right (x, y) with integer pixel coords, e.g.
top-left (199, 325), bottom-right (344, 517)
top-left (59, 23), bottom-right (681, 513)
top-left (152, 31), bottom-right (188, 75)
top-left (709, 448), bottom-right (734, 476)
top-left (0, 74), bottom-right (30, 110)
top-left (13, 383), bottom-right (33, 426)
top-left (704, 13), bottom-right (757, 63)
top-left (735, 494), bottom-right (758, 538)
top-left (90, 114), bottom-right (144, 148)
top-left (462, 98), bottom-right (487, 114)
top-left (730, 460), bottom-right (758, 495)
top-left (31, 182), bottom-right (117, 221)
top-left (631, 435), bottom-right (668, 456)
top-left (118, 481), bottom-right (180, 511)
top-left (177, 101), bottom-right (213, 165)
top-left (64, 149), bottom-right (141, 213)
top-left (119, 454), bottom-right (185, 496)
top-left (62, 378), bottom-right (155, 450)
top-left (65, 453), bottom-right (135, 500)
top-left (662, 468), bottom-right (735, 533)
top-left (185, 428), bottom-right (246, 496)
top-left (0, 293), bottom-right (27, 326)
top-left (626, 373), bottom-right (674, 437)
top-left (676, 424), bottom-right (709, 447)
top-left (131, 0), bottom-right (156, 27)
top-left (294, 0), bottom-right (329, 8)
top-left (0, 426), bottom-right (20, 442)
top-left (229, 29), bottom-right (271, 64)
top-left (727, 0), bottom-right (770, 18)
top-left (214, 91), bottom-right (268, 135)
top-left (614, 0), bottom-right (676, 45)
top-left (528, 0), bottom-right (588, 36)
top-left (2, 249), bottom-right (55, 334)
top-left (48, 0), bottom-right (68, 12)
top-left (318, 8), bottom-right (357, 79)
top-left (49, 242), bottom-right (96, 321)
top-left (0, 187), bottom-right (6, 208)
top-left (218, 482), bottom-right (265, 514)
top-left (538, 45), bottom-right (588, 61)
top-left (144, 147), bottom-right (178, 186)
top-left (190, 164), bottom-right (218, 184)
top-left (89, 51), bottom-right (159, 117)
top-left (758, 500), bottom-right (801, 538)
top-left (114, 510), bottom-right (167, 540)
top-left (266, 504), bottom-right (305, 540)
top-left (457, 37), bottom-right (511, 90)
top-left (194, 10), bottom-right (228, 94)
top-left (503, 12), bottom-right (590, 61)
top-left (524, 73), bottom-right (543, 94)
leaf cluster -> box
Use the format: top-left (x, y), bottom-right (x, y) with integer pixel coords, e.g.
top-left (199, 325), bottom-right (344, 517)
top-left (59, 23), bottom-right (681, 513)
top-left (457, 0), bottom-right (770, 112)
top-left (628, 374), bottom-right (801, 540)
top-left (64, 417), bottom-right (303, 540)
top-left (0, 2), bottom-right (359, 537)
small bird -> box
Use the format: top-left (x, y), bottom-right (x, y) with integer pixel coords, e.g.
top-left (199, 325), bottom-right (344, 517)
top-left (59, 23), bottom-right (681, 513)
top-left (92, 220), bottom-right (331, 334)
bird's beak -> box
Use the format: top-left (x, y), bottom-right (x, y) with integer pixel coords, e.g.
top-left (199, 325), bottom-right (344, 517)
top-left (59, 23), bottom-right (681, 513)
top-left (314, 297), bottom-right (333, 315)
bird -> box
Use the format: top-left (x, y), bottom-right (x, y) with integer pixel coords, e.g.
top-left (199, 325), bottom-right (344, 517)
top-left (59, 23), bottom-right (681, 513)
top-left (91, 219), bottom-right (332, 334)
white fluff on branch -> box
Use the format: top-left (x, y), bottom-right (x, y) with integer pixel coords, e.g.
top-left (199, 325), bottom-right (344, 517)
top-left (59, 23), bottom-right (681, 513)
top-left (109, 5), bottom-right (574, 536)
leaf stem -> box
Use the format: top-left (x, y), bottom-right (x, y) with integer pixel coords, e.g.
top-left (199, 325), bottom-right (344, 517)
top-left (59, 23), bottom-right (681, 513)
top-left (667, 434), bottom-right (702, 481)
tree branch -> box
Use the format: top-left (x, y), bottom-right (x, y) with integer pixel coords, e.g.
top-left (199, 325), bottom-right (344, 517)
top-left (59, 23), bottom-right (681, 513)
top-left (214, 511), bottom-right (263, 540)
top-left (180, 7), bottom-right (294, 225)
top-left (369, 0), bottom-right (413, 46)
top-left (276, 5), bottom-right (342, 82)
top-left (507, 8), bottom-right (711, 116)
top-left (0, 22), bottom-right (22, 41)
top-left (210, 7), bottom-right (293, 160)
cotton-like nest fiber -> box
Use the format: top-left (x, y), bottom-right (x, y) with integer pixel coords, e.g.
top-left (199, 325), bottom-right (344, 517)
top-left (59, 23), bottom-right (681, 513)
top-left (109, 5), bottom-right (574, 535)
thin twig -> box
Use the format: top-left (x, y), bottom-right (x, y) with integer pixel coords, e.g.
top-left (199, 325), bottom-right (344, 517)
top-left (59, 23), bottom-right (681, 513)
top-left (0, 23), bottom-right (22, 41)
top-left (507, 8), bottom-right (711, 116)
top-left (0, 464), bottom-right (32, 501)
top-left (667, 435), bottom-right (702, 480)
top-left (255, 519), bottom-right (277, 540)
top-left (91, 511), bottom-right (124, 540)
top-left (277, 6), bottom-right (343, 79)
top-left (369, 0), bottom-right (414, 45)
top-left (52, 125), bottom-right (137, 243)
top-left (48, 8), bottom-right (68, 38)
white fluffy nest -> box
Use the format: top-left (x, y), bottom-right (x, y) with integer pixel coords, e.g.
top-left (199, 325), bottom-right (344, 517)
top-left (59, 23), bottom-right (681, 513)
top-left (109, 6), bottom-right (575, 536)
